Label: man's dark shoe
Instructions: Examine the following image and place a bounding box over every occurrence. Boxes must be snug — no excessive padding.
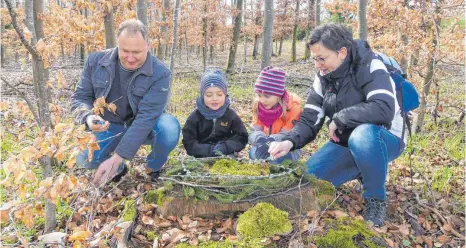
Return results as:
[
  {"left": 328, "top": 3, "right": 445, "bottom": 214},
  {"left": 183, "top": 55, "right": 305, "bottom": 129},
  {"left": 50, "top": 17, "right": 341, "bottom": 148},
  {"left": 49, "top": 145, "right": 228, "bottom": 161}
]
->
[
  {"left": 363, "top": 198, "right": 387, "bottom": 227},
  {"left": 111, "top": 163, "right": 128, "bottom": 182}
]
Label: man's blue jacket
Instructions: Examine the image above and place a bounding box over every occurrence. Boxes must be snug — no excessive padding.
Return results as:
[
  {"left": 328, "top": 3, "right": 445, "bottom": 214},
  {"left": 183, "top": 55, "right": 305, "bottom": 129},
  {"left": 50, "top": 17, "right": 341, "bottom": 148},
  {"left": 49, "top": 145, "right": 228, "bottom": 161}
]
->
[{"left": 71, "top": 47, "right": 172, "bottom": 159}]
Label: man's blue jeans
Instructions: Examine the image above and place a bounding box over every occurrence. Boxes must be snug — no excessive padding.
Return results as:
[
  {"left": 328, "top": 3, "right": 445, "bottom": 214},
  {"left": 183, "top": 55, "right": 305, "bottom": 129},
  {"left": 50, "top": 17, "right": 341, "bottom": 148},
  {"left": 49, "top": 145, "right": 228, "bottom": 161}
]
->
[
  {"left": 76, "top": 113, "right": 181, "bottom": 172},
  {"left": 306, "top": 124, "right": 403, "bottom": 200}
]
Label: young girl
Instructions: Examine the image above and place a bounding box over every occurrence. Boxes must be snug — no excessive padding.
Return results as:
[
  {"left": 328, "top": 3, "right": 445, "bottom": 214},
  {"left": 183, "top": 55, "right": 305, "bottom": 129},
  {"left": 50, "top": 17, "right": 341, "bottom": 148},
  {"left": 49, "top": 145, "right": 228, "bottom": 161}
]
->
[
  {"left": 249, "top": 66, "right": 302, "bottom": 163},
  {"left": 182, "top": 69, "right": 248, "bottom": 158}
]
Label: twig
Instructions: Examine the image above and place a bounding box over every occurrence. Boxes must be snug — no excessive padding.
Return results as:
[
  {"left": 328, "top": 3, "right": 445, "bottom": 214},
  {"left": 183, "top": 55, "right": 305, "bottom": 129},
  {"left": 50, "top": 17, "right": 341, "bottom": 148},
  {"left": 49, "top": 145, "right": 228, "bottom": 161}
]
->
[
  {"left": 3, "top": 0, "right": 39, "bottom": 57},
  {"left": 1, "top": 77, "right": 39, "bottom": 124}
]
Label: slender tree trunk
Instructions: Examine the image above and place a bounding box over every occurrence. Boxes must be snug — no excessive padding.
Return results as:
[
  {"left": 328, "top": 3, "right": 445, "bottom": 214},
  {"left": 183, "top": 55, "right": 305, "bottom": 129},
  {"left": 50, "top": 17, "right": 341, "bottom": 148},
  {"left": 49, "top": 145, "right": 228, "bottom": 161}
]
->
[
  {"left": 25, "top": 0, "right": 37, "bottom": 44},
  {"left": 304, "top": 0, "right": 314, "bottom": 61},
  {"left": 226, "top": 0, "right": 243, "bottom": 73},
  {"left": 158, "top": 0, "right": 170, "bottom": 59},
  {"left": 136, "top": 0, "right": 148, "bottom": 26},
  {"left": 104, "top": 6, "right": 116, "bottom": 49},
  {"left": 261, "top": 0, "right": 273, "bottom": 69},
  {"left": 169, "top": 0, "right": 180, "bottom": 72},
  {"left": 209, "top": 22, "right": 214, "bottom": 64},
  {"left": 291, "top": 0, "right": 300, "bottom": 62},
  {"left": 79, "top": 8, "right": 87, "bottom": 66},
  {"left": 252, "top": 1, "right": 261, "bottom": 60},
  {"left": 315, "top": 0, "right": 321, "bottom": 26},
  {"left": 185, "top": 31, "right": 189, "bottom": 65},
  {"left": 252, "top": 35, "right": 259, "bottom": 59},
  {"left": 202, "top": 2, "right": 208, "bottom": 72},
  {"left": 32, "top": 0, "right": 55, "bottom": 233},
  {"left": 358, "top": 0, "right": 368, "bottom": 41},
  {"left": 279, "top": 38, "right": 283, "bottom": 56}
]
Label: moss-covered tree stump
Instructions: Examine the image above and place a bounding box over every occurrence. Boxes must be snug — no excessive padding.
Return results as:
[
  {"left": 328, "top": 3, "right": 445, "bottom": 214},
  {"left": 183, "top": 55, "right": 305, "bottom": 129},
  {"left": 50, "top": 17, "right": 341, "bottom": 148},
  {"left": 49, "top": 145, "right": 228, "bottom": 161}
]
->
[{"left": 146, "top": 158, "right": 335, "bottom": 217}]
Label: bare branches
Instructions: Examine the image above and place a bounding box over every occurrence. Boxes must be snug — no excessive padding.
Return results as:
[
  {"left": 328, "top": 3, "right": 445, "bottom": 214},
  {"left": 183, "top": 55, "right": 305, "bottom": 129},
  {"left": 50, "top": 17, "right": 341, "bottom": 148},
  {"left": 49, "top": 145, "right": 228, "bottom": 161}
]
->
[
  {"left": 1, "top": 77, "right": 39, "bottom": 124},
  {"left": 3, "top": 0, "right": 39, "bottom": 58}
]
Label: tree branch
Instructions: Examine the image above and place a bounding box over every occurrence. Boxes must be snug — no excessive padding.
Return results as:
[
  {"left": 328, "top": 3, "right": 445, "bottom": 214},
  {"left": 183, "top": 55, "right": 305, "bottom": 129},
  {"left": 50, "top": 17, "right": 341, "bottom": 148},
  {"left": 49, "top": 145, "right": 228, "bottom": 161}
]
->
[
  {"left": 3, "top": 0, "right": 39, "bottom": 58},
  {"left": 1, "top": 77, "right": 39, "bottom": 124}
]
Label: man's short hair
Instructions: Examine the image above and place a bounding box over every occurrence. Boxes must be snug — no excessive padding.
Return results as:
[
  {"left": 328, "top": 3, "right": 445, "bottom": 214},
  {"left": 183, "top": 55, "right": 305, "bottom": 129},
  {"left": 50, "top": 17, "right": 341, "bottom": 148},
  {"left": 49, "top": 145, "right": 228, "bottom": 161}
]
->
[{"left": 117, "top": 19, "right": 148, "bottom": 42}]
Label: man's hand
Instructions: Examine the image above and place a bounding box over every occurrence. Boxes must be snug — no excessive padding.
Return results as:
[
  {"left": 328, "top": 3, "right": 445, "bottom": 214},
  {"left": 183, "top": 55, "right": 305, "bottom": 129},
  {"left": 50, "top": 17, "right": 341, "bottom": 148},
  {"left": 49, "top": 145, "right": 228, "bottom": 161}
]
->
[
  {"left": 92, "top": 154, "right": 124, "bottom": 187},
  {"left": 86, "top": 115, "right": 110, "bottom": 132},
  {"left": 269, "top": 140, "right": 293, "bottom": 160},
  {"left": 329, "top": 121, "right": 341, "bottom": 143}
]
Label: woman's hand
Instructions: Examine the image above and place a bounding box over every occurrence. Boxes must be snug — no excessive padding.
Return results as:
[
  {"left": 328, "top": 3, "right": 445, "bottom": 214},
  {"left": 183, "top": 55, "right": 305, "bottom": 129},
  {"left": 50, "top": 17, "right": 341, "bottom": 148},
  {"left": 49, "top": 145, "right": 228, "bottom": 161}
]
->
[{"left": 268, "top": 140, "right": 293, "bottom": 160}]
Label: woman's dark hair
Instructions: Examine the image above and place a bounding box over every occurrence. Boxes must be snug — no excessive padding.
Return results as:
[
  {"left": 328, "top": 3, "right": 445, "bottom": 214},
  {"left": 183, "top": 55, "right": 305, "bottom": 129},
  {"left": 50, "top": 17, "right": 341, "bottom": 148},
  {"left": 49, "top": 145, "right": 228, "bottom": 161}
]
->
[{"left": 307, "top": 23, "right": 354, "bottom": 52}]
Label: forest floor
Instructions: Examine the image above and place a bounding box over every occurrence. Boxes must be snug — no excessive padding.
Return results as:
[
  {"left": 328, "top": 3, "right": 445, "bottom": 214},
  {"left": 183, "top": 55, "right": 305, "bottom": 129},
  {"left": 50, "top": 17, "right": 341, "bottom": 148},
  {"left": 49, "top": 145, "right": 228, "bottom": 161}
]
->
[{"left": 0, "top": 41, "right": 465, "bottom": 247}]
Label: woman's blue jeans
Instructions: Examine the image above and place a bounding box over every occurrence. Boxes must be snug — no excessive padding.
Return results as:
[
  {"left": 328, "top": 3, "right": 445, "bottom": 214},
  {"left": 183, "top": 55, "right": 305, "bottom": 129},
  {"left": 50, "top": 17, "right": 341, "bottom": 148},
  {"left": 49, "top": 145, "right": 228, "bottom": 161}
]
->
[
  {"left": 76, "top": 113, "right": 181, "bottom": 172},
  {"left": 306, "top": 124, "right": 403, "bottom": 200}
]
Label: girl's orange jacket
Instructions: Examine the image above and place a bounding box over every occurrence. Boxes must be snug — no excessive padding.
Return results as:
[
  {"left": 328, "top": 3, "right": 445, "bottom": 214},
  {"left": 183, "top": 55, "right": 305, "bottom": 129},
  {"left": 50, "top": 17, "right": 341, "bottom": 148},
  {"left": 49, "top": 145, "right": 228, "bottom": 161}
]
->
[{"left": 254, "top": 92, "right": 302, "bottom": 135}]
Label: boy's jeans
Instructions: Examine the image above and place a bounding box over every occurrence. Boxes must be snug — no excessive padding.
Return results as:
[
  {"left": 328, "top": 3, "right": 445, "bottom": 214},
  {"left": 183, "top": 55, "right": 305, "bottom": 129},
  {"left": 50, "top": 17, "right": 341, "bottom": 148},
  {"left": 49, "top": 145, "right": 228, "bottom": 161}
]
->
[
  {"left": 306, "top": 124, "right": 403, "bottom": 200},
  {"left": 76, "top": 113, "right": 180, "bottom": 172}
]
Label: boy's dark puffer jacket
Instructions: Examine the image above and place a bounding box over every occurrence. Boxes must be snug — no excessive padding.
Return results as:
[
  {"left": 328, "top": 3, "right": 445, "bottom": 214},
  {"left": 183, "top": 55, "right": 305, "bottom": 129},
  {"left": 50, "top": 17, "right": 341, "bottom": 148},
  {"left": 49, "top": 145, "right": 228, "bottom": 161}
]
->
[{"left": 182, "top": 108, "right": 248, "bottom": 158}]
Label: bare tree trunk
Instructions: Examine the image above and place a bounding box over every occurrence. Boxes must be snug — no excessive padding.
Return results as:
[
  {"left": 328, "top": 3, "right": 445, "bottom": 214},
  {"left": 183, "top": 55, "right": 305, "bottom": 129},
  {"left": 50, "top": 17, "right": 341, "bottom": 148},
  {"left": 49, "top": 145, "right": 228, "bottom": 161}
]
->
[
  {"left": 25, "top": 0, "right": 37, "bottom": 44},
  {"left": 291, "top": 0, "right": 300, "bottom": 62},
  {"left": 79, "top": 8, "right": 87, "bottom": 66},
  {"left": 304, "top": 0, "right": 314, "bottom": 61},
  {"left": 104, "top": 6, "right": 116, "bottom": 49},
  {"left": 185, "top": 31, "right": 189, "bottom": 65},
  {"left": 209, "top": 22, "right": 214, "bottom": 64},
  {"left": 136, "top": 0, "right": 148, "bottom": 26},
  {"left": 226, "top": 0, "right": 243, "bottom": 73},
  {"left": 252, "top": 34, "right": 259, "bottom": 59},
  {"left": 252, "top": 1, "right": 261, "bottom": 60},
  {"left": 357, "top": 0, "right": 368, "bottom": 41},
  {"left": 315, "top": 0, "right": 321, "bottom": 26},
  {"left": 169, "top": 0, "right": 180, "bottom": 72},
  {"left": 261, "top": 0, "right": 273, "bottom": 69},
  {"left": 202, "top": 2, "right": 208, "bottom": 72},
  {"left": 31, "top": 0, "right": 56, "bottom": 233},
  {"left": 279, "top": 38, "right": 283, "bottom": 56},
  {"left": 158, "top": 0, "right": 170, "bottom": 59}
]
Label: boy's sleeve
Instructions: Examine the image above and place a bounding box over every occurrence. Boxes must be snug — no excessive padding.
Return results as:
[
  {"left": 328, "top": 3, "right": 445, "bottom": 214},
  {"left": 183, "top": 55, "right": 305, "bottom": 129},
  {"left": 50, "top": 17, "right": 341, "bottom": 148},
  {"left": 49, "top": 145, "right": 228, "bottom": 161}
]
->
[
  {"left": 182, "top": 113, "right": 215, "bottom": 158},
  {"left": 223, "top": 111, "right": 249, "bottom": 154}
]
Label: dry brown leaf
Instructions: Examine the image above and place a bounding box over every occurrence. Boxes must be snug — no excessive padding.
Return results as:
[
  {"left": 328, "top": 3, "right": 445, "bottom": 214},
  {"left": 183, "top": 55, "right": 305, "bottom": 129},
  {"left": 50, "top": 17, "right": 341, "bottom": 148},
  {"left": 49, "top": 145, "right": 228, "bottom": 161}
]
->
[
  {"left": 68, "top": 230, "right": 92, "bottom": 242},
  {"left": 436, "top": 234, "right": 450, "bottom": 244},
  {"left": 307, "top": 210, "right": 317, "bottom": 218},
  {"left": 398, "top": 224, "right": 410, "bottom": 236},
  {"left": 182, "top": 215, "right": 192, "bottom": 224},
  {"left": 384, "top": 238, "right": 394, "bottom": 248},
  {"left": 142, "top": 215, "right": 155, "bottom": 226},
  {"left": 216, "top": 218, "right": 232, "bottom": 233},
  {"left": 424, "top": 236, "right": 433, "bottom": 248},
  {"left": 327, "top": 210, "right": 348, "bottom": 219},
  {"left": 107, "top": 103, "right": 117, "bottom": 114}
]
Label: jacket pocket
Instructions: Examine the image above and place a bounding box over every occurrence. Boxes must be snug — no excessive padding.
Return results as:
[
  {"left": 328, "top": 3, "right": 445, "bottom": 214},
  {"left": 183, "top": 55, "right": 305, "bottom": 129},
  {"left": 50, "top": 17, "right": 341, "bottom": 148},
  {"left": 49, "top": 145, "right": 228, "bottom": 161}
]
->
[{"left": 93, "top": 79, "right": 108, "bottom": 98}]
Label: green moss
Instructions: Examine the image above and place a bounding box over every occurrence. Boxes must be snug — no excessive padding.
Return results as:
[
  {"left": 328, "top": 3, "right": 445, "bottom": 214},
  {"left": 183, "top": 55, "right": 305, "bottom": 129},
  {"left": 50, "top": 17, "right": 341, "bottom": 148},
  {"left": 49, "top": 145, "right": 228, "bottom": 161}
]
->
[
  {"left": 315, "top": 218, "right": 383, "bottom": 248},
  {"left": 122, "top": 199, "right": 136, "bottom": 222},
  {"left": 146, "top": 231, "right": 157, "bottom": 241},
  {"left": 304, "top": 174, "right": 336, "bottom": 207},
  {"left": 236, "top": 202, "right": 292, "bottom": 239},
  {"left": 144, "top": 188, "right": 166, "bottom": 206},
  {"left": 175, "top": 239, "right": 265, "bottom": 248},
  {"left": 210, "top": 159, "right": 270, "bottom": 176}
]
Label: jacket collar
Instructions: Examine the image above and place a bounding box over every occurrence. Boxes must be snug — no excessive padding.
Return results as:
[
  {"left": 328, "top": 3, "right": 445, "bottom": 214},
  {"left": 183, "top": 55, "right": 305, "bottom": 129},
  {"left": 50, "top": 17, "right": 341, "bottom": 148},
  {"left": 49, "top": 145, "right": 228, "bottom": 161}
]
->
[{"left": 98, "top": 47, "right": 154, "bottom": 76}]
